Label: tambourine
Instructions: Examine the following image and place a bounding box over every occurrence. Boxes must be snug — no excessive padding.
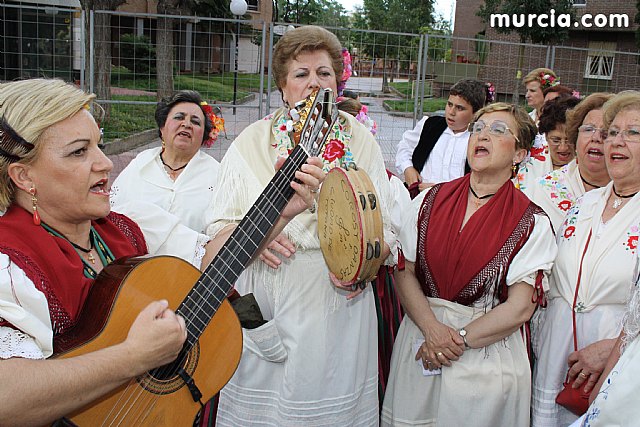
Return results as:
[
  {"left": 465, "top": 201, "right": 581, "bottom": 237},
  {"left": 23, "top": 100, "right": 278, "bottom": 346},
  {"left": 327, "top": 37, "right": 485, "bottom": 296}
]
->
[{"left": 317, "top": 163, "right": 384, "bottom": 284}]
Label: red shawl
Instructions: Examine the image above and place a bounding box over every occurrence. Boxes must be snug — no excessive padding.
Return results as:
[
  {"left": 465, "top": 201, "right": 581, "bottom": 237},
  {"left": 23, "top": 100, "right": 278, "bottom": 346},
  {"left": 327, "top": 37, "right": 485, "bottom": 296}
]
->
[
  {"left": 0, "top": 206, "right": 147, "bottom": 337},
  {"left": 415, "top": 174, "right": 541, "bottom": 306}
]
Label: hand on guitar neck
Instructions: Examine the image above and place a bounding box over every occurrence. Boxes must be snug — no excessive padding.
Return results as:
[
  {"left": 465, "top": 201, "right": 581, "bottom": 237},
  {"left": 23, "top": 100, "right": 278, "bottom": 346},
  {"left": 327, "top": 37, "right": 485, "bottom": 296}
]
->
[{"left": 200, "top": 155, "right": 325, "bottom": 271}]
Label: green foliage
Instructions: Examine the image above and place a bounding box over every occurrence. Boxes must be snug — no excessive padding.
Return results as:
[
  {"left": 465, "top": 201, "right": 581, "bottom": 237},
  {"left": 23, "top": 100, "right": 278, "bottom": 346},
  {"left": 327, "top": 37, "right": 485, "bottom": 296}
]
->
[
  {"left": 477, "top": 0, "right": 574, "bottom": 45},
  {"left": 389, "top": 81, "right": 433, "bottom": 98},
  {"left": 420, "top": 15, "right": 452, "bottom": 62},
  {"left": 384, "top": 97, "right": 446, "bottom": 113},
  {"left": 119, "top": 34, "right": 156, "bottom": 76},
  {"left": 474, "top": 33, "right": 489, "bottom": 65},
  {"left": 101, "top": 95, "right": 157, "bottom": 140},
  {"left": 274, "top": 0, "right": 348, "bottom": 26}
]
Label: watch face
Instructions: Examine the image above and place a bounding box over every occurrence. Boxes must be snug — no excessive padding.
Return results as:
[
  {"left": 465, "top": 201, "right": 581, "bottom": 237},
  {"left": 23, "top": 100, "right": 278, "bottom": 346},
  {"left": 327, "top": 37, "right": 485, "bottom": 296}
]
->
[{"left": 459, "top": 329, "right": 467, "bottom": 337}]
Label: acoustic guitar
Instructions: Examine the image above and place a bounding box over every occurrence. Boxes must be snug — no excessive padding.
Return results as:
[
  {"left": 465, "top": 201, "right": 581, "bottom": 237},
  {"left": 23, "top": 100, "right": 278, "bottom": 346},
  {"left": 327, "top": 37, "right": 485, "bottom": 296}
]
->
[{"left": 54, "top": 88, "right": 339, "bottom": 426}]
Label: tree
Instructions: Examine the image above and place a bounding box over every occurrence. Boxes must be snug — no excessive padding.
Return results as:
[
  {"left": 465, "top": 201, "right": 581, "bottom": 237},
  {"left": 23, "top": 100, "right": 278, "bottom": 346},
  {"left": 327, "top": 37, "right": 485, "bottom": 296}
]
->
[
  {"left": 156, "top": 0, "right": 196, "bottom": 99},
  {"left": 359, "top": 0, "right": 436, "bottom": 91},
  {"left": 274, "top": 0, "right": 348, "bottom": 26},
  {"left": 80, "top": 0, "right": 127, "bottom": 120},
  {"left": 477, "top": 0, "right": 574, "bottom": 102}
]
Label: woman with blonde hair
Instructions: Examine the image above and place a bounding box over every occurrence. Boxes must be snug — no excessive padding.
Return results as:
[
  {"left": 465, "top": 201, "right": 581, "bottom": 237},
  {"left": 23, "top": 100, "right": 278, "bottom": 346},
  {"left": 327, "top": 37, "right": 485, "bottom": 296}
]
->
[{"left": 0, "top": 78, "right": 323, "bottom": 425}]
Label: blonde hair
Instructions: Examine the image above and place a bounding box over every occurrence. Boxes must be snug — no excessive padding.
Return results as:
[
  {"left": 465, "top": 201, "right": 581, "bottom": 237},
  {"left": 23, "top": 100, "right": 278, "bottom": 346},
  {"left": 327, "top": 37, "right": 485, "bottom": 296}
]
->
[
  {"left": 0, "top": 78, "right": 96, "bottom": 210},
  {"left": 523, "top": 68, "right": 557, "bottom": 85},
  {"left": 602, "top": 91, "right": 640, "bottom": 129},
  {"left": 473, "top": 102, "right": 537, "bottom": 151}
]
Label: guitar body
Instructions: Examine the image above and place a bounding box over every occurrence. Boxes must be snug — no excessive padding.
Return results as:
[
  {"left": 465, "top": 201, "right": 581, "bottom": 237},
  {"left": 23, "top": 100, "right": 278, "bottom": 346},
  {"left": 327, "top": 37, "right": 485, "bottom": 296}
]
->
[{"left": 55, "top": 256, "right": 242, "bottom": 426}]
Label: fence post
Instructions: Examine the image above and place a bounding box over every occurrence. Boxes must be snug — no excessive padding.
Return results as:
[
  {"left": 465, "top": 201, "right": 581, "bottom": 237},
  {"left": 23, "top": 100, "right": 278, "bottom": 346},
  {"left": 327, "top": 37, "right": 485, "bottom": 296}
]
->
[
  {"left": 258, "top": 20, "right": 267, "bottom": 119},
  {"left": 89, "top": 10, "right": 94, "bottom": 95},
  {"left": 80, "top": 9, "right": 86, "bottom": 90},
  {"left": 549, "top": 45, "right": 556, "bottom": 70},
  {"left": 413, "top": 34, "right": 425, "bottom": 124},
  {"left": 266, "top": 22, "right": 276, "bottom": 114}
]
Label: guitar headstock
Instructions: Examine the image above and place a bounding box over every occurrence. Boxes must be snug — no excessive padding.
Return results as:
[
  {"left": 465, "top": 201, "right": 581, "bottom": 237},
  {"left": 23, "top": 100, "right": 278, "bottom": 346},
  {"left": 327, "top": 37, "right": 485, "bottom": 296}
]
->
[{"left": 288, "top": 88, "right": 339, "bottom": 158}]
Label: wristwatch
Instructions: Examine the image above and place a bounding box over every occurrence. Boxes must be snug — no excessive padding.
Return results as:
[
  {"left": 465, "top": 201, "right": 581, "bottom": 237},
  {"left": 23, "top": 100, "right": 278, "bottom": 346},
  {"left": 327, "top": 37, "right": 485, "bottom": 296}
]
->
[{"left": 458, "top": 328, "right": 470, "bottom": 349}]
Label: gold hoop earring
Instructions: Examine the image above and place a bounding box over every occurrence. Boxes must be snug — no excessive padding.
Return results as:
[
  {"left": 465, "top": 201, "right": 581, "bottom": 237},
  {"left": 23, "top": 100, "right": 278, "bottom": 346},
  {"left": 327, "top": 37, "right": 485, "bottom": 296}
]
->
[{"left": 29, "top": 187, "right": 40, "bottom": 225}]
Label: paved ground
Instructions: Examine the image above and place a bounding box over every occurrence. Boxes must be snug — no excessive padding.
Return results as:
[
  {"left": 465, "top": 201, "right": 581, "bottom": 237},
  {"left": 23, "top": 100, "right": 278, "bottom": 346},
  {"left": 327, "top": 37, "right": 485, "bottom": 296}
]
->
[{"left": 108, "top": 77, "right": 420, "bottom": 180}]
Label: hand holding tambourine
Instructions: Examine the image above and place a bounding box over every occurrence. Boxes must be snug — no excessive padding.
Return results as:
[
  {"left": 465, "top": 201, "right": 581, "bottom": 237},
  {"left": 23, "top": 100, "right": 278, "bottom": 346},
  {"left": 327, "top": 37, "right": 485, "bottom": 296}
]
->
[{"left": 317, "top": 163, "right": 384, "bottom": 296}]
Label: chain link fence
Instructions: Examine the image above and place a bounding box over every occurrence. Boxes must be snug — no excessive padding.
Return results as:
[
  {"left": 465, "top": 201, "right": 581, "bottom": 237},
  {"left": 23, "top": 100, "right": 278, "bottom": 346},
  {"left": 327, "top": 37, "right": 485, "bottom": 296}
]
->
[{"left": 2, "top": 3, "right": 639, "bottom": 175}]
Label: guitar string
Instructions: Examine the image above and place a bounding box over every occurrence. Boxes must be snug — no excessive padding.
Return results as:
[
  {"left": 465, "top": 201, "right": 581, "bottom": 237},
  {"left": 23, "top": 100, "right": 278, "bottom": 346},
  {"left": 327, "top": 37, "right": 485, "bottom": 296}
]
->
[
  {"left": 98, "top": 99, "right": 333, "bottom": 423},
  {"left": 101, "top": 136, "right": 308, "bottom": 424}
]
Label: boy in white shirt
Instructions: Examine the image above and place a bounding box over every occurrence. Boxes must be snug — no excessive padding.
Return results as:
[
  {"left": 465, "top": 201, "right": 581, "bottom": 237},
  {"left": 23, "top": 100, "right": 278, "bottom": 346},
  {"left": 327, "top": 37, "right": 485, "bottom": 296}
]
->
[{"left": 395, "top": 79, "right": 490, "bottom": 193}]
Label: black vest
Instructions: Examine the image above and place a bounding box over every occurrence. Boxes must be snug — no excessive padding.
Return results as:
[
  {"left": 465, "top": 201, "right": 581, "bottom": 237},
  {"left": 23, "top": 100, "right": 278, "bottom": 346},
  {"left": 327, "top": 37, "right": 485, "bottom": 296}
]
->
[{"left": 411, "top": 116, "right": 471, "bottom": 175}]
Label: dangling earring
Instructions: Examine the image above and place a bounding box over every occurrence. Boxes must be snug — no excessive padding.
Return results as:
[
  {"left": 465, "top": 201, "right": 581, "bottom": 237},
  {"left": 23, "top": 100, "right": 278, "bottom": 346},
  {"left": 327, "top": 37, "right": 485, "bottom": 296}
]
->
[
  {"left": 29, "top": 187, "right": 40, "bottom": 226},
  {"left": 511, "top": 162, "right": 518, "bottom": 179}
]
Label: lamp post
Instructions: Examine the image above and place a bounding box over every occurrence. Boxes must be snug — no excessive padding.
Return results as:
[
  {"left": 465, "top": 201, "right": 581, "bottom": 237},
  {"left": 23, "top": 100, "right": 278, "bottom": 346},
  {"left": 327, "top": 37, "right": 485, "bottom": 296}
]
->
[{"left": 230, "top": 0, "right": 247, "bottom": 115}]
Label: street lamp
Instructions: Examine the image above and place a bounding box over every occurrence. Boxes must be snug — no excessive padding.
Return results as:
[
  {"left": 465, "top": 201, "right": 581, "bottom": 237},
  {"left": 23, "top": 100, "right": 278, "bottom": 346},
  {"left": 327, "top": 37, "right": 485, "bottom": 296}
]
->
[{"left": 230, "top": 0, "right": 247, "bottom": 115}]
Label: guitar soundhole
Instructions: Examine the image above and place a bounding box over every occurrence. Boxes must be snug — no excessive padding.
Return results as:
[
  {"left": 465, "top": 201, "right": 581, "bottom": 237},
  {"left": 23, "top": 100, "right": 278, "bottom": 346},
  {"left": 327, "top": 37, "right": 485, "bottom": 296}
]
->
[{"left": 138, "top": 342, "right": 200, "bottom": 395}]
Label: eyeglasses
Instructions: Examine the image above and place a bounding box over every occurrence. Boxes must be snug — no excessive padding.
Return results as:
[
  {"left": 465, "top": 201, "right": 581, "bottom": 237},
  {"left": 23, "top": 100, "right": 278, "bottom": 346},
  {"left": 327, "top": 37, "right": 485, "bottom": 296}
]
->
[
  {"left": 578, "top": 125, "right": 606, "bottom": 140},
  {"left": 547, "top": 136, "right": 572, "bottom": 147},
  {"left": 468, "top": 120, "right": 520, "bottom": 144},
  {"left": 605, "top": 127, "right": 640, "bottom": 143}
]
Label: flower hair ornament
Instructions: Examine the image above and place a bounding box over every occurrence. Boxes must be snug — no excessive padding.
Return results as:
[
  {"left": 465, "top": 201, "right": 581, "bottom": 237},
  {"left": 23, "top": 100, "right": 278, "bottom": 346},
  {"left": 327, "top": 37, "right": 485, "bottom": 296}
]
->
[
  {"left": 485, "top": 82, "right": 496, "bottom": 103},
  {"left": 355, "top": 105, "right": 377, "bottom": 135},
  {"left": 539, "top": 72, "right": 560, "bottom": 91},
  {"left": 200, "top": 101, "right": 225, "bottom": 148},
  {"left": 337, "top": 48, "right": 353, "bottom": 96}
]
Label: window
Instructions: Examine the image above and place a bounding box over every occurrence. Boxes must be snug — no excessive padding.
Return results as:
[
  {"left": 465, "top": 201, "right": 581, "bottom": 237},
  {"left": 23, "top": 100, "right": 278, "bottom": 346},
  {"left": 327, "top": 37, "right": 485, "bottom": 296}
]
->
[
  {"left": 247, "top": 0, "right": 259, "bottom": 11},
  {"left": 584, "top": 42, "right": 615, "bottom": 80},
  {"left": 572, "top": 0, "right": 586, "bottom": 6}
]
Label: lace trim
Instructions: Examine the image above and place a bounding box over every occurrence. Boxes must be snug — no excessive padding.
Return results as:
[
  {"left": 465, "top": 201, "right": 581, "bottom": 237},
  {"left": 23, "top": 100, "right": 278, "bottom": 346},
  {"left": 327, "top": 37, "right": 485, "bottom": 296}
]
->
[
  {"left": 0, "top": 326, "right": 45, "bottom": 360},
  {"left": 193, "top": 234, "right": 210, "bottom": 269}
]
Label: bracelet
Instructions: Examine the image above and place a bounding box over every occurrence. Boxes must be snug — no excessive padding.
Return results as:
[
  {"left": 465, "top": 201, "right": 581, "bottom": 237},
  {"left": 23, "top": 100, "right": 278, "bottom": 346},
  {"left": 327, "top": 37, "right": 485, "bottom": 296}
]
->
[{"left": 308, "top": 199, "right": 317, "bottom": 214}]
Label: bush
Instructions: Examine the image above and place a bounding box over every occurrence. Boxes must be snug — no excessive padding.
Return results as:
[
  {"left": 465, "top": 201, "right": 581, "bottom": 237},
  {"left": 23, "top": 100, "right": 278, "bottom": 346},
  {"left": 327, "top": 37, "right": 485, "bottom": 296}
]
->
[{"left": 119, "top": 34, "right": 156, "bottom": 77}]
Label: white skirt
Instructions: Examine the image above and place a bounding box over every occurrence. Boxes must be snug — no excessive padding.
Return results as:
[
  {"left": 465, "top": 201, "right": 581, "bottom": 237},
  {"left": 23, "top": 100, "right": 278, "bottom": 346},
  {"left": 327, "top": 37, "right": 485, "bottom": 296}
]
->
[{"left": 381, "top": 297, "right": 531, "bottom": 427}]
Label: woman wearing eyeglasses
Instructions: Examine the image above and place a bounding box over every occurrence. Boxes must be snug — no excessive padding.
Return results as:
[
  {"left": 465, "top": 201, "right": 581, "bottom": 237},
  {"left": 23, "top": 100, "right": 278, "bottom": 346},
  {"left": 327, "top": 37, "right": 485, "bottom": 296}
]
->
[
  {"left": 531, "top": 91, "right": 640, "bottom": 427},
  {"left": 523, "top": 94, "right": 611, "bottom": 231},
  {"left": 382, "top": 103, "right": 557, "bottom": 427}
]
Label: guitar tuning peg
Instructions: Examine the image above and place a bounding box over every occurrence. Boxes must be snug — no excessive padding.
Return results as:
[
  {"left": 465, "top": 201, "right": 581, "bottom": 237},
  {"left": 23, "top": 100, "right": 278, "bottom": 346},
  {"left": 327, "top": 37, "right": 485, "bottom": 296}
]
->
[
  {"left": 286, "top": 120, "right": 294, "bottom": 132},
  {"left": 289, "top": 108, "right": 301, "bottom": 121}
]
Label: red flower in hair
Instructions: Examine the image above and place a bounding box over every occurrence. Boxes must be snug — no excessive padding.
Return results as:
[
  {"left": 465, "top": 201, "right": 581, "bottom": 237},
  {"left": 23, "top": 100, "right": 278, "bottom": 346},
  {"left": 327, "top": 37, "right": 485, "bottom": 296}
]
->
[{"left": 200, "top": 102, "right": 225, "bottom": 148}]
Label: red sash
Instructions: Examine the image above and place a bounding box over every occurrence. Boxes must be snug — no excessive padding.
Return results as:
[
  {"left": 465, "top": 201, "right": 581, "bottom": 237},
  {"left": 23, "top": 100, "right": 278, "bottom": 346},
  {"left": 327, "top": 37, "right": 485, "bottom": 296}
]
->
[
  {"left": 0, "top": 206, "right": 147, "bottom": 336},
  {"left": 415, "top": 175, "right": 540, "bottom": 306}
]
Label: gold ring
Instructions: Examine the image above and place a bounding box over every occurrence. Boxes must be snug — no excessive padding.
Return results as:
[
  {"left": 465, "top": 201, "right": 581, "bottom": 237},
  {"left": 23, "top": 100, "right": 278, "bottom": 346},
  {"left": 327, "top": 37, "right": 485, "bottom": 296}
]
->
[
  {"left": 436, "top": 352, "right": 444, "bottom": 357},
  {"left": 579, "top": 372, "right": 588, "bottom": 378}
]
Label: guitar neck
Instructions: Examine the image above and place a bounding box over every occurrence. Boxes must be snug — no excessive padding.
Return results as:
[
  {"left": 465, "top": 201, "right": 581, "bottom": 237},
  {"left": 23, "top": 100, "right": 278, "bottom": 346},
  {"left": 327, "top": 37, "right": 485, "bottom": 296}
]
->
[{"left": 177, "top": 144, "right": 310, "bottom": 345}]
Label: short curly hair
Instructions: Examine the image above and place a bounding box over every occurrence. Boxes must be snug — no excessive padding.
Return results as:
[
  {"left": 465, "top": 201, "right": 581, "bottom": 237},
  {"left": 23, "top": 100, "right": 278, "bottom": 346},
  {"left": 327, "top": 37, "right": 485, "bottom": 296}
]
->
[
  {"left": 449, "top": 79, "right": 488, "bottom": 112},
  {"left": 473, "top": 102, "right": 537, "bottom": 151},
  {"left": 155, "top": 90, "right": 213, "bottom": 145},
  {"left": 602, "top": 91, "right": 640, "bottom": 129},
  {"left": 272, "top": 25, "right": 343, "bottom": 95},
  {"left": 523, "top": 68, "right": 557, "bottom": 85}
]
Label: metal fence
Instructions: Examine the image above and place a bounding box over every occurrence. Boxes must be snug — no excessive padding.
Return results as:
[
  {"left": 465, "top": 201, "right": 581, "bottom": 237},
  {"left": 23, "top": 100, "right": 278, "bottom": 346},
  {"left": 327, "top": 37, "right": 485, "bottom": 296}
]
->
[{"left": 2, "top": 3, "right": 639, "bottom": 174}]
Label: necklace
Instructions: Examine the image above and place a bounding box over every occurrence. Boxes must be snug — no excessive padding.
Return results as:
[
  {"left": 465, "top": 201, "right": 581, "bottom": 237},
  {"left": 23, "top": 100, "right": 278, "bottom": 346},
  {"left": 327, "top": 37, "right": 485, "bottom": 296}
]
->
[
  {"left": 469, "top": 186, "right": 496, "bottom": 210},
  {"left": 612, "top": 186, "right": 638, "bottom": 209},
  {"left": 579, "top": 172, "right": 602, "bottom": 190},
  {"left": 159, "top": 151, "right": 188, "bottom": 174},
  {"left": 69, "top": 238, "right": 96, "bottom": 264}
]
